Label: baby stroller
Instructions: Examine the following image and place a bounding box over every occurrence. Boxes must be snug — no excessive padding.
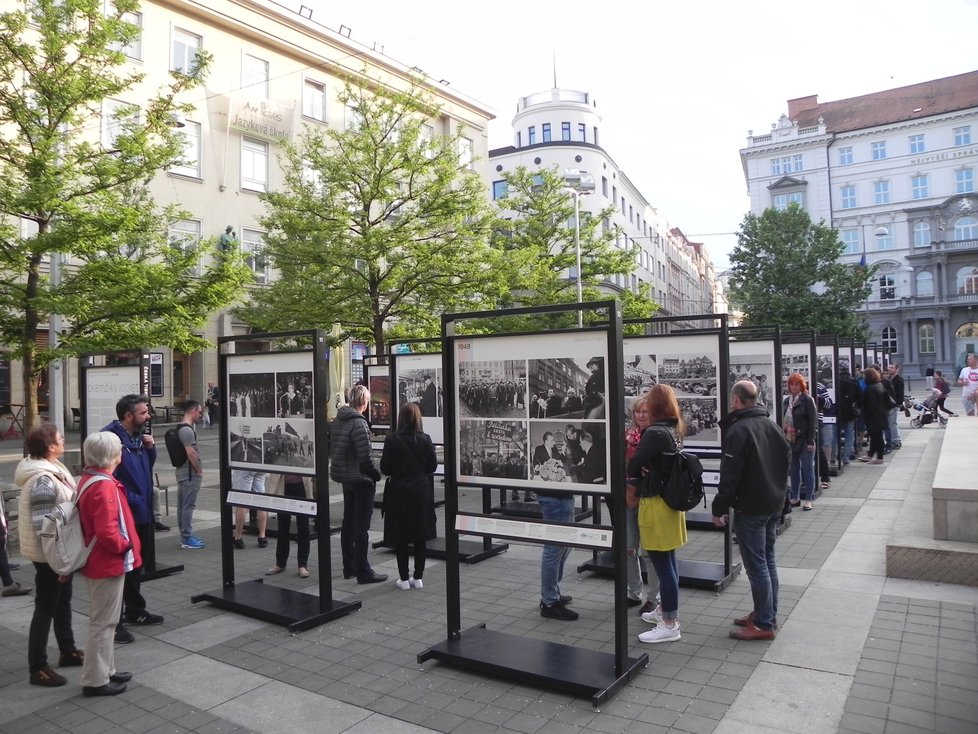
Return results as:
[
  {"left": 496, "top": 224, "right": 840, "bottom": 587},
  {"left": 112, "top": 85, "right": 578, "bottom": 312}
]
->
[{"left": 904, "top": 392, "right": 948, "bottom": 429}]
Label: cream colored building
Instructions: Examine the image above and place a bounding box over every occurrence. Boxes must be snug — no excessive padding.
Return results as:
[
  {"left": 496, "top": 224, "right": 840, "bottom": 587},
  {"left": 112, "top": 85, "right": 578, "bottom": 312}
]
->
[{"left": 5, "top": 0, "right": 495, "bottom": 421}]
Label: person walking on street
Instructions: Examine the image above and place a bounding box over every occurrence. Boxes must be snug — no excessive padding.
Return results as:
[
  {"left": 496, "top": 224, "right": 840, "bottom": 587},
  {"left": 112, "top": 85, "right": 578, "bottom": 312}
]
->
[
  {"left": 331, "top": 385, "right": 386, "bottom": 584},
  {"left": 103, "top": 395, "right": 164, "bottom": 643},
  {"left": 933, "top": 370, "right": 956, "bottom": 416},
  {"left": 712, "top": 380, "right": 791, "bottom": 641}
]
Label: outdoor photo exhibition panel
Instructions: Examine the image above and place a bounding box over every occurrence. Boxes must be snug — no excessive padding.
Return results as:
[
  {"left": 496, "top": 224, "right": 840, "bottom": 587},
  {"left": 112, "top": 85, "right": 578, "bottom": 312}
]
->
[
  {"left": 80, "top": 353, "right": 182, "bottom": 579},
  {"left": 816, "top": 339, "right": 842, "bottom": 477},
  {"left": 391, "top": 351, "right": 444, "bottom": 445},
  {"left": 363, "top": 357, "right": 392, "bottom": 435},
  {"left": 729, "top": 333, "right": 782, "bottom": 423},
  {"left": 191, "top": 330, "right": 360, "bottom": 632},
  {"left": 421, "top": 301, "right": 647, "bottom": 708}
]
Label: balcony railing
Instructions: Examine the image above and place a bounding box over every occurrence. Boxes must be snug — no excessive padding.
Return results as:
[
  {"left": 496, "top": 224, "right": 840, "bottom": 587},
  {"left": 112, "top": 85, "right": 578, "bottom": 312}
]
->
[{"left": 871, "top": 291, "right": 978, "bottom": 309}]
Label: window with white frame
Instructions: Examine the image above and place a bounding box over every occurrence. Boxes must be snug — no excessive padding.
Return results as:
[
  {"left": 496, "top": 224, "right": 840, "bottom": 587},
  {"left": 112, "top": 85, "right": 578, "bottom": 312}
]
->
[
  {"left": 881, "top": 327, "right": 897, "bottom": 353},
  {"left": 874, "top": 180, "right": 890, "bottom": 205},
  {"left": 956, "top": 168, "right": 975, "bottom": 194},
  {"left": 908, "top": 134, "right": 925, "bottom": 154},
  {"left": 957, "top": 265, "right": 978, "bottom": 294},
  {"left": 240, "top": 137, "right": 268, "bottom": 192},
  {"left": 110, "top": 10, "right": 142, "bottom": 60},
  {"left": 841, "top": 229, "right": 860, "bottom": 255},
  {"left": 773, "top": 192, "right": 803, "bottom": 210},
  {"left": 954, "top": 217, "right": 978, "bottom": 241},
  {"left": 916, "top": 271, "right": 934, "bottom": 297},
  {"left": 302, "top": 79, "right": 326, "bottom": 121},
  {"left": 878, "top": 274, "right": 896, "bottom": 300},
  {"left": 101, "top": 98, "right": 138, "bottom": 150},
  {"left": 872, "top": 141, "right": 887, "bottom": 160},
  {"left": 918, "top": 324, "right": 935, "bottom": 353},
  {"left": 345, "top": 104, "right": 362, "bottom": 131},
  {"left": 838, "top": 146, "right": 853, "bottom": 166},
  {"left": 171, "top": 27, "right": 201, "bottom": 74},
  {"left": 876, "top": 230, "right": 893, "bottom": 250},
  {"left": 169, "top": 119, "right": 201, "bottom": 178},
  {"left": 240, "top": 228, "right": 269, "bottom": 284},
  {"left": 168, "top": 219, "right": 201, "bottom": 275},
  {"left": 771, "top": 155, "right": 803, "bottom": 175},
  {"left": 242, "top": 55, "right": 269, "bottom": 97},
  {"left": 913, "top": 221, "right": 931, "bottom": 247},
  {"left": 911, "top": 174, "right": 928, "bottom": 199},
  {"left": 301, "top": 158, "right": 323, "bottom": 194},
  {"left": 840, "top": 185, "right": 856, "bottom": 209},
  {"left": 954, "top": 125, "right": 972, "bottom": 146},
  {"left": 458, "top": 137, "right": 473, "bottom": 170}
]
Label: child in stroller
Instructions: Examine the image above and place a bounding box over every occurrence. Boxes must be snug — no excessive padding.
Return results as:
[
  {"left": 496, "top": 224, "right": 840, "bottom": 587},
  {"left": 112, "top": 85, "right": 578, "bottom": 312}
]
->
[{"left": 904, "top": 388, "right": 948, "bottom": 428}]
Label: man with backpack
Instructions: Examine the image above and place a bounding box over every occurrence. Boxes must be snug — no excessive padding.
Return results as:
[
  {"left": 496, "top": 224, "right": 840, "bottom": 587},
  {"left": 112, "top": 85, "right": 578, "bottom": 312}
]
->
[
  {"left": 103, "top": 395, "right": 165, "bottom": 643},
  {"left": 166, "top": 401, "right": 206, "bottom": 550}
]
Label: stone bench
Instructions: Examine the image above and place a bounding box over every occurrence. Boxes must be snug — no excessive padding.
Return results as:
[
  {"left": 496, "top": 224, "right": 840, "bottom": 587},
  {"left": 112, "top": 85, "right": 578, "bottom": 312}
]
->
[{"left": 932, "top": 416, "right": 978, "bottom": 542}]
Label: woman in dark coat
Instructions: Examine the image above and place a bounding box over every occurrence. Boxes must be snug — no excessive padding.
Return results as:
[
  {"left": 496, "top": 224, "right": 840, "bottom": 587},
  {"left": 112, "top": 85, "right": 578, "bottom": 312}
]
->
[
  {"left": 783, "top": 373, "right": 818, "bottom": 510},
  {"left": 859, "top": 368, "right": 889, "bottom": 465},
  {"left": 380, "top": 403, "right": 438, "bottom": 590}
]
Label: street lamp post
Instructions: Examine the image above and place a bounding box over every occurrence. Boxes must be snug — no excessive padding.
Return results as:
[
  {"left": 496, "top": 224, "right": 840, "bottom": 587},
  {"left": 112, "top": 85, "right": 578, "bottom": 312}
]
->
[{"left": 560, "top": 169, "right": 595, "bottom": 328}]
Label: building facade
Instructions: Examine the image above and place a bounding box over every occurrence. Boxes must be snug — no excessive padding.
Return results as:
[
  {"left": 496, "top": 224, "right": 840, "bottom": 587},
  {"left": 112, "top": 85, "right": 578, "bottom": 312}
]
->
[
  {"left": 2, "top": 0, "right": 494, "bottom": 418},
  {"left": 740, "top": 70, "right": 978, "bottom": 378},
  {"left": 488, "top": 88, "right": 719, "bottom": 326}
]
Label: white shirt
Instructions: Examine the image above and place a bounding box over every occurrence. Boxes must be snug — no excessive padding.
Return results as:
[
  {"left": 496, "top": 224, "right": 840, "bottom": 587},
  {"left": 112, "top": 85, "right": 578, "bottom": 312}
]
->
[{"left": 958, "top": 366, "right": 978, "bottom": 396}]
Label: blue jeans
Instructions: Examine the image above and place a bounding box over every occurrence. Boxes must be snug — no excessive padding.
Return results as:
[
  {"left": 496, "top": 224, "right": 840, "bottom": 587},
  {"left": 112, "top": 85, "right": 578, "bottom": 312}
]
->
[
  {"left": 176, "top": 469, "right": 202, "bottom": 540},
  {"left": 645, "top": 550, "right": 679, "bottom": 621},
  {"left": 841, "top": 419, "right": 856, "bottom": 462},
  {"left": 820, "top": 421, "right": 837, "bottom": 464},
  {"left": 538, "top": 494, "right": 574, "bottom": 606},
  {"left": 885, "top": 408, "right": 901, "bottom": 448},
  {"left": 625, "top": 504, "right": 650, "bottom": 600},
  {"left": 733, "top": 511, "right": 779, "bottom": 630},
  {"left": 789, "top": 448, "right": 816, "bottom": 501}
]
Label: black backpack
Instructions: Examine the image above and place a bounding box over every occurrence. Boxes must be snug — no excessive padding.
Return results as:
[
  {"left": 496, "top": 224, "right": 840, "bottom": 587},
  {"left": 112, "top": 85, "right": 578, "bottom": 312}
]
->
[
  {"left": 651, "top": 426, "right": 706, "bottom": 512},
  {"left": 164, "top": 423, "right": 192, "bottom": 467}
]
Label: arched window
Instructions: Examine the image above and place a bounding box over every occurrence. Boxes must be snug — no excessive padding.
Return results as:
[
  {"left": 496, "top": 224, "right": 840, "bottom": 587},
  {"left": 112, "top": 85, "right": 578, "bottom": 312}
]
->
[
  {"left": 918, "top": 324, "right": 935, "bottom": 354},
  {"left": 957, "top": 266, "right": 978, "bottom": 294},
  {"left": 954, "top": 216, "right": 978, "bottom": 241},
  {"left": 913, "top": 221, "right": 931, "bottom": 247},
  {"left": 881, "top": 326, "right": 897, "bottom": 353},
  {"left": 916, "top": 271, "right": 934, "bottom": 297}
]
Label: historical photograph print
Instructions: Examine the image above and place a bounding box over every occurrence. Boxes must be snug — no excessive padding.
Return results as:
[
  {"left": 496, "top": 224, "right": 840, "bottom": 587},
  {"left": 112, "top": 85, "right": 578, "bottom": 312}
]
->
[
  {"left": 528, "top": 355, "right": 605, "bottom": 420},
  {"left": 528, "top": 421, "right": 608, "bottom": 487},
  {"left": 229, "top": 430, "right": 263, "bottom": 463},
  {"left": 458, "top": 359, "right": 527, "bottom": 419},
  {"left": 368, "top": 372, "right": 391, "bottom": 429},
  {"left": 657, "top": 353, "right": 719, "bottom": 398},
  {"left": 228, "top": 373, "right": 276, "bottom": 418},
  {"left": 815, "top": 350, "right": 835, "bottom": 391},
  {"left": 262, "top": 421, "right": 315, "bottom": 468},
  {"left": 624, "top": 353, "right": 658, "bottom": 397},
  {"left": 397, "top": 368, "right": 441, "bottom": 418},
  {"left": 679, "top": 398, "right": 720, "bottom": 444},
  {"left": 728, "top": 351, "right": 776, "bottom": 412},
  {"left": 275, "top": 372, "right": 314, "bottom": 418},
  {"left": 458, "top": 419, "right": 528, "bottom": 481}
]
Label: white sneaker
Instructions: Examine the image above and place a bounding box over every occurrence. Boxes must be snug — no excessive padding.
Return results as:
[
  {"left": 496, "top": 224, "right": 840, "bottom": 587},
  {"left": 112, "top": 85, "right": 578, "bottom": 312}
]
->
[
  {"left": 394, "top": 579, "right": 411, "bottom": 590},
  {"left": 410, "top": 578, "right": 423, "bottom": 589},
  {"left": 641, "top": 605, "right": 664, "bottom": 625},
  {"left": 638, "top": 623, "right": 681, "bottom": 644}
]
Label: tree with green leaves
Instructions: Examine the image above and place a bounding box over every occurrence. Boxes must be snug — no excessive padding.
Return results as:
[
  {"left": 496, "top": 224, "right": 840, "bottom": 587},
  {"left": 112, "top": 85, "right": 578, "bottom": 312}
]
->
[
  {"left": 727, "top": 204, "right": 874, "bottom": 338},
  {"left": 238, "top": 77, "right": 504, "bottom": 355},
  {"left": 485, "top": 166, "right": 657, "bottom": 331},
  {"left": 0, "top": 0, "right": 252, "bottom": 433}
]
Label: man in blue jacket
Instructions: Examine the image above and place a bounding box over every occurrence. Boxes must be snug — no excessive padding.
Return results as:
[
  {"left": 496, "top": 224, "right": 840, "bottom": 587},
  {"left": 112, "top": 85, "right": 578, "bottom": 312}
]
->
[{"left": 103, "top": 394, "right": 164, "bottom": 643}]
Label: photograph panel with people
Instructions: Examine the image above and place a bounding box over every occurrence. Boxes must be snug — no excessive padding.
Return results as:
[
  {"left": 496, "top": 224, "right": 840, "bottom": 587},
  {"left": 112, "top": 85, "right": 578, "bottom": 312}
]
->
[
  {"left": 458, "top": 359, "right": 527, "bottom": 419},
  {"left": 528, "top": 355, "right": 606, "bottom": 420},
  {"left": 275, "top": 372, "right": 314, "bottom": 418},
  {"left": 458, "top": 419, "right": 528, "bottom": 481}
]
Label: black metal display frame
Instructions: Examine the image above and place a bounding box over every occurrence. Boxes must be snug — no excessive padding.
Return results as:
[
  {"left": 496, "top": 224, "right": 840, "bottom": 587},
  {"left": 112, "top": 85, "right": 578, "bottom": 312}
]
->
[
  {"left": 419, "top": 300, "right": 647, "bottom": 709},
  {"left": 814, "top": 335, "right": 843, "bottom": 478},
  {"left": 79, "top": 351, "right": 184, "bottom": 581},
  {"left": 190, "top": 329, "right": 359, "bottom": 632},
  {"left": 576, "top": 313, "right": 741, "bottom": 592},
  {"left": 367, "top": 342, "right": 508, "bottom": 565}
]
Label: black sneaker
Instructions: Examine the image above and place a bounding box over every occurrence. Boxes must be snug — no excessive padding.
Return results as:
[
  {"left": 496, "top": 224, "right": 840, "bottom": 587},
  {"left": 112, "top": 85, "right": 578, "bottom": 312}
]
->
[
  {"left": 154, "top": 521, "right": 170, "bottom": 532},
  {"left": 257, "top": 537, "right": 268, "bottom": 548},
  {"left": 125, "top": 611, "right": 164, "bottom": 626},
  {"left": 233, "top": 537, "right": 245, "bottom": 550},
  {"left": 114, "top": 624, "right": 135, "bottom": 644},
  {"left": 540, "top": 601, "right": 579, "bottom": 621}
]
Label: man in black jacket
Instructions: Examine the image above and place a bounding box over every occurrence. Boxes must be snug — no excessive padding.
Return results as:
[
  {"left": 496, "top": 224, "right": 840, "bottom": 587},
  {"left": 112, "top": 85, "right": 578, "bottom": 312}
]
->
[
  {"left": 837, "top": 367, "right": 862, "bottom": 463},
  {"left": 712, "top": 380, "right": 790, "bottom": 641}
]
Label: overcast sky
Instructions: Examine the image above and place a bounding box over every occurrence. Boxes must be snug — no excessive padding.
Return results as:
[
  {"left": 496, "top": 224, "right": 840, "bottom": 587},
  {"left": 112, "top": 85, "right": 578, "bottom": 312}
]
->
[{"left": 299, "top": 0, "right": 978, "bottom": 269}]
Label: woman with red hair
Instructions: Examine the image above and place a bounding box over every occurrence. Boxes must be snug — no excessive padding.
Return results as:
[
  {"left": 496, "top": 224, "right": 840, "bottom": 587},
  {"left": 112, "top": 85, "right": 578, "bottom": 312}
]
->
[
  {"left": 783, "top": 373, "right": 818, "bottom": 510},
  {"left": 627, "top": 384, "right": 687, "bottom": 644}
]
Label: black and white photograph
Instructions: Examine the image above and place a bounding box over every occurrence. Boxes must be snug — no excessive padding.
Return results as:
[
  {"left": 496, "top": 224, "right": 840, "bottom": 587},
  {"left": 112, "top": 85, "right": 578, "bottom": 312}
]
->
[
  {"left": 657, "top": 353, "right": 719, "bottom": 397},
  {"left": 458, "top": 360, "right": 527, "bottom": 418},
  {"left": 275, "top": 372, "right": 314, "bottom": 418},
  {"left": 679, "top": 398, "right": 720, "bottom": 444},
  {"left": 458, "top": 419, "right": 528, "bottom": 481},
  {"left": 229, "top": 430, "right": 263, "bottom": 463},
  {"left": 228, "top": 373, "right": 276, "bottom": 417},
  {"left": 528, "top": 355, "right": 605, "bottom": 420},
  {"left": 728, "top": 352, "right": 776, "bottom": 411},
  {"left": 528, "top": 421, "right": 608, "bottom": 486},
  {"left": 781, "top": 352, "right": 811, "bottom": 382},
  {"left": 263, "top": 422, "right": 315, "bottom": 468},
  {"left": 815, "top": 351, "right": 835, "bottom": 391},
  {"left": 624, "top": 353, "right": 657, "bottom": 397},
  {"left": 398, "top": 368, "right": 441, "bottom": 418}
]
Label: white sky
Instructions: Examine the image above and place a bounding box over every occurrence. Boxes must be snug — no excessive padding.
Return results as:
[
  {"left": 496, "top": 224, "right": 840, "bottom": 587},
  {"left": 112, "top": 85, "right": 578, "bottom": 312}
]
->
[{"left": 300, "top": 0, "right": 978, "bottom": 269}]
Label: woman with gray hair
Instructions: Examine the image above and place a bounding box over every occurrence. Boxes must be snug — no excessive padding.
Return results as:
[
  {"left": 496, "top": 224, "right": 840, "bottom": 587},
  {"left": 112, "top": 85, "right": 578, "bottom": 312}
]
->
[{"left": 76, "top": 431, "right": 141, "bottom": 697}]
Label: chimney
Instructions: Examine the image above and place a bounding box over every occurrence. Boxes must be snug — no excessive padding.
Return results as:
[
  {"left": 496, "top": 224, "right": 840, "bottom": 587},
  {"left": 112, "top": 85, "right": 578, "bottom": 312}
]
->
[{"left": 787, "top": 95, "right": 819, "bottom": 118}]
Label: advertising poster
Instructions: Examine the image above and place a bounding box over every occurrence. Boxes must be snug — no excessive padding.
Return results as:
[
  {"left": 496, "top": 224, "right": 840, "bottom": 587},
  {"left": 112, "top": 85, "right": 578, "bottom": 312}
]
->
[
  {"left": 622, "top": 334, "right": 721, "bottom": 447},
  {"left": 394, "top": 353, "right": 443, "bottom": 444},
  {"left": 84, "top": 365, "right": 141, "bottom": 434},
  {"left": 226, "top": 351, "right": 316, "bottom": 476},
  {"left": 454, "top": 331, "right": 611, "bottom": 494},
  {"left": 729, "top": 339, "right": 777, "bottom": 417}
]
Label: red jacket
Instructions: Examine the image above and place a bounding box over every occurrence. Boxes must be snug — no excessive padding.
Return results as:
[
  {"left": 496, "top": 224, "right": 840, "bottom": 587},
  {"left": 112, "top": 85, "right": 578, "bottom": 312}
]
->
[{"left": 77, "top": 469, "right": 142, "bottom": 579}]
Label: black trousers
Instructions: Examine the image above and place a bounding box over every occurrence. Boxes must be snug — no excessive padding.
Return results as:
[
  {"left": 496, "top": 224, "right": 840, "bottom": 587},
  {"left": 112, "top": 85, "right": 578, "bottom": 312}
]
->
[
  {"left": 340, "top": 480, "right": 376, "bottom": 577},
  {"left": 29, "top": 562, "right": 77, "bottom": 672},
  {"left": 121, "top": 521, "right": 153, "bottom": 620}
]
